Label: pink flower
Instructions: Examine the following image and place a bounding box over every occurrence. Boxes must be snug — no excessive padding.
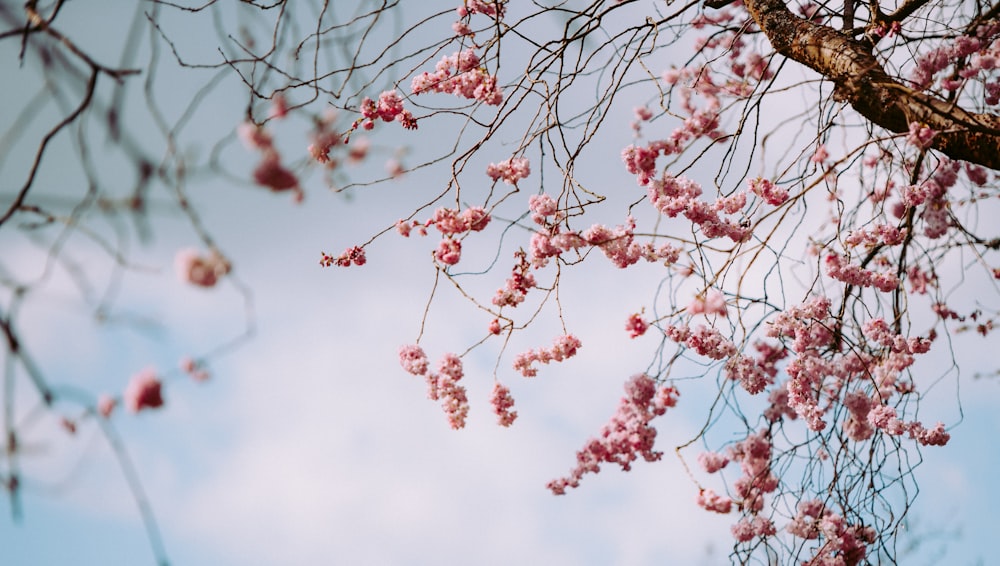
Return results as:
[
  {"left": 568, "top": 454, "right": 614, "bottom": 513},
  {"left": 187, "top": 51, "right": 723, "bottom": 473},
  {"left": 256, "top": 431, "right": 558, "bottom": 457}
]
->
[
  {"left": 437, "top": 353, "right": 464, "bottom": 381},
  {"left": 625, "top": 313, "right": 649, "bottom": 338},
  {"left": 124, "top": 367, "right": 164, "bottom": 413},
  {"left": 528, "top": 193, "right": 558, "bottom": 220},
  {"left": 253, "top": 151, "right": 301, "bottom": 197},
  {"left": 698, "top": 451, "right": 730, "bottom": 473},
  {"left": 697, "top": 488, "right": 732, "bottom": 513},
  {"left": 547, "top": 374, "right": 679, "bottom": 494},
  {"left": 810, "top": 144, "right": 829, "bottom": 164},
  {"left": 905, "top": 121, "right": 937, "bottom": 150},
  {"left": 909, "top": 421, "right": 950, "bottom": 446},
  {"left": 175, "top": 248, "right": 231, "bottom": 288},
  {"left": 435, "top": 238, "right": 462, "bottom": 265},
  {"left": 513, "top": 334, "right": 582, "bottom": 377},
  {"left": 731, "top": 516, "right": 775, "bottom": 542},
  {"left": 688, "top": 289, "right": 727, "bottom": 316},
  {"left": 488, "top": 319, "right": 502, "bottom": 335},
  {"left": 486, "top": 157, "right": 530, "bottom": 185},
  {"left": 634, "top": 106, "right": 654, "bottom": 121},
  {"left": 438, "top": 377, "right": 469, "bottom": 430},
  {"left": 399, "top": 345, "right": 429, "bottom": 375},
  {"left": 410, "top": 49, "right": 504, "bottom": 105},
  {"left": 489, "top": 382, "right": 518, "bottom": 427},
  {"left": 748, "top": 177, "right": 788, "bottom": 206},
  {"left": 319, "top": 246, "right": 367, "bottom": 267}
]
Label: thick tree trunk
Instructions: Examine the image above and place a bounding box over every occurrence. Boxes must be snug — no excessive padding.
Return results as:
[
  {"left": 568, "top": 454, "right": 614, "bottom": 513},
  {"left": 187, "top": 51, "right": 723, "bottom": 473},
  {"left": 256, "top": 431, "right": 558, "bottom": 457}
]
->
[{"left": 742, "top": 0, "right": 1000, "bottom": 171}]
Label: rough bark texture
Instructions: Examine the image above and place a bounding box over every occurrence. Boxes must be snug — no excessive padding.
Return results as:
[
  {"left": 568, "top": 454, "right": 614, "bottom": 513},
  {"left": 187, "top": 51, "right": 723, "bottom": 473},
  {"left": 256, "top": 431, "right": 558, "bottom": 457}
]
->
[{"left": 743, "top": 0, "right": 1000, "bottom": 171}]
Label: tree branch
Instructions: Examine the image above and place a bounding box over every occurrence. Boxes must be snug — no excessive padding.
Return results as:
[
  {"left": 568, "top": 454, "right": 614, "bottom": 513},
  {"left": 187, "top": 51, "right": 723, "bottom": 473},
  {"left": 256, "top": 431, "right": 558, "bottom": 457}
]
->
[{"left": 744, "top": 0, "right": 1000, "bottom": 170}]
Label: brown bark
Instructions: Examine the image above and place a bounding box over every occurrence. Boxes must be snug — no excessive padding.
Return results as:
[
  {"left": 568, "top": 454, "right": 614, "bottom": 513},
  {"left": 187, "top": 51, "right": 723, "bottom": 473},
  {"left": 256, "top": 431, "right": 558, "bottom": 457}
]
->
[{"left": 742, "top": 0, "right": 1000, "bottom": 171}]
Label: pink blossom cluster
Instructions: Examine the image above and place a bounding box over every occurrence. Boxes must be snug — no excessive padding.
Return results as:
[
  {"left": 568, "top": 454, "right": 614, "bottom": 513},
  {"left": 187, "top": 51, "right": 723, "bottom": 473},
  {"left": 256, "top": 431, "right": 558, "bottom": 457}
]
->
[
  {"left": 435, "top": 238, "right": 462, "bottom": 265},
  {"left": 486, "top": 156, "right": 530, "bottom": 185},
  {"left": 308, "top": 110, "right": 343, "bottom": 165},
  {"left": 785, "top": 355, "right": 830, "bottom": 431},
  {"left": 725, "top": 354, "right": 771, "bottom": 394},
  {"left": 906, "top": 265, "right": 935, "bottom": 294},
  {"left": 686, "top": 9, "right": 775, "bottom": 91},
  {"left": 397, "top": 206, "right": 492, "bottom": 266},
  {"left": 493, "top": 250, "right": 536, "bottom": 307},
  {"left": 824, "top": 253, "right": 900, "bottom": 292},
  {"left": 901, "top": 159, "right": 958, "bottom": 208},
  {"left": 621, "top": 108, "right": 722, "bottom": 185},
  {"left": 124, "top": 367, "right": 164, "bottom": 413},
  {"left": 528, "top": 193, "right": 559, "bottom": 223},
  {"left": 905, "top": 121, "right": 937, "bottom": 150},
  {"left": 748, "top": 177, "right": 789, "bottom": 206},
  {"left": 630, "top": 105, "right": 654, "bottom": 132},
  {"left": 731, "top": 516, "right": 776, "bottom": 542},
  {"left": 767, "top": 296, "right": 833, "bottom": 353},
  {"left": 697, "top": 488, "right": 732, "bottom": 514},
  {"left": 664, "top": 324, "right": 737, "bottom": 360},
  {"left": 547, "top": 374, "right": 679, "bottom": 494},
  {"left": 452, "top": 20, "right": 472, "bottom": 36},
  {"left": 319, "top": 245, "right": 367, "bottom": 267},
  {"left": 861, "top": 318, "right": 932, "bottom": 355},
  {"left": 687, "top": 289, "right": 727, "bottom": 316},
  {"left": 411, "top": 49, "right": 503, "bottom": 105},
  {"left": 842, "top": 224, "right": 907, "bottom": 248},
  {"left": 964, "top": 162, "right": 990, "bottom": 185},
  {"left": 175, "top": 248, "right": 230, "bottom": 288},
  {"left": 920, "top": 200, "right": 950, "bottom": 239},
  {"left": 861, "top": 403, "right": 949, "bottom": 445},
  {"left": 396, "top": 206, "right": 491, "bottom": 266},
  {"left": 399, "top": 344, "right": 430, "bottom": 375},
  {"left": 767, "top": 298, "right": 836, "bottom": 429},
  {"left": 698, "top": 451, "right": 730, "bottom": 473},
  {"left": 237, "top": 121, "right": 303, "bottom": 200},
  {"left": 582, "top": 216, "right": 682, "bottom": 268},
  {"left": 910, "top": 23, "right": 1000, "bottom": 95},
  {"left": 512, "top": 334, "right": 582, "bottom": 377},
  {"left": 360, "top": 90, "right": 417, "bottom": 130},
  {"left": 624, "top": 313, "right": 649, "bottom": 338},
  {"left": 399, "top": 346, "right": 470, "bottom": 429},
  {"left": 787, "top": 500, "right": 876, "bottom": 564},
  {"left": 646, "top": 174, "right": 751, "bottom": 243},
  {"left": 728, "top": 430, "right": 779, "bottom": 515},
  {"left": 457, "top": 0, "right": 505, "bottom": 19},
  {"left": 431, "top": 206, "right": 493, "bottom": 234},
  {"left": 785, "top": 499, "right": 826, "bottom": 539},
  {"left": 489, "top": 382, "right": 518, "bottom": 427},
  {"left": 527, "top": 217, "right": 680, "bottom": 270},
  {"left": 810, "top": 144, "right": 829, "bottom": 164},
  {"left": 842, "top": 390, "right": 875, "bottom": 441}
]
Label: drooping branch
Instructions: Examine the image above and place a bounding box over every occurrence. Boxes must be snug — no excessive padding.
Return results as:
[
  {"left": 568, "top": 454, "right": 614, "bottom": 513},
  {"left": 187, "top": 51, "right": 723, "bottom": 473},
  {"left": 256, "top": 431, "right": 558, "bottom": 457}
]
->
[{"left": 743, "top": 0, "right": 1000, "bottom": 170}]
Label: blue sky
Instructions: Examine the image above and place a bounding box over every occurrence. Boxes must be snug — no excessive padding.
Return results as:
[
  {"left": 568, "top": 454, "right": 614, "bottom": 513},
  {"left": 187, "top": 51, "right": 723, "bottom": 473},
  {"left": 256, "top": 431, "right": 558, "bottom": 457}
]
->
[{"left": 1, "top": 1, "right": 999, "bottom": 565}]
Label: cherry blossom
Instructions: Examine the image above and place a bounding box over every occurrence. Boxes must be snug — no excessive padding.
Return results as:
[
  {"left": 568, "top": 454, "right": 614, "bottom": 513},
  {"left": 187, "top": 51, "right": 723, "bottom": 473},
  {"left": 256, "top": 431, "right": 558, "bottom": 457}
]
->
[
  {"left": 175, "top": 248, "right": 231, "bottom": 288},
  {"left": 547, "top": 374, "right": 678, "bottom": 494},
  {"left": 489, "top": 382, "right": 518, "bottom": 427},
  {"left": 124, "top": 368, "right": 164, "bottom": 413}
]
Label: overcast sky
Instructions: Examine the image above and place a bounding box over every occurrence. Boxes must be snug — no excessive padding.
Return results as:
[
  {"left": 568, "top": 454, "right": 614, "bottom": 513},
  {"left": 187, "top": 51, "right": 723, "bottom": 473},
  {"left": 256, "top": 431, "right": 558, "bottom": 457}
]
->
[{"left": 1, "top": 2, "right": 999, "bottom": 565}]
